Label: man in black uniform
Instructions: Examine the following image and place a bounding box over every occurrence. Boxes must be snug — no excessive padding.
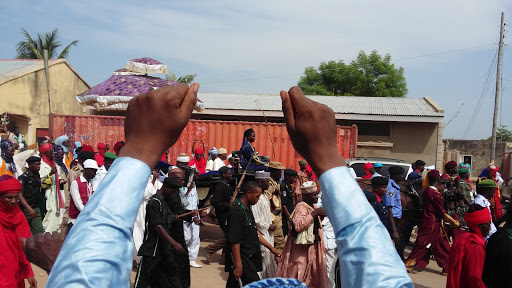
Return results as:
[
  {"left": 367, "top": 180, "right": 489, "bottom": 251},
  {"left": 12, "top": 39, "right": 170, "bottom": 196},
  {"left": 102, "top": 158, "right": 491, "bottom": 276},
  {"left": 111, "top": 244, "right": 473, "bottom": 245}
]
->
[
  {"left": 17, "top": 156, "right": 44, "bottom": 234},
  {"left": 280, "top": 168, "right": 297, "bottom": 236},
  {"left": 363, "top": 176, "right": 389, "bottom": 229},
  {"left": 135, "top": 177, "right": 195, "bottom": 288},
  {"left": 206, "top": 166, "right": 234, "bottom": 264},
  {"left": 225, "top": 181, "right": 271, "bottom": 287}
]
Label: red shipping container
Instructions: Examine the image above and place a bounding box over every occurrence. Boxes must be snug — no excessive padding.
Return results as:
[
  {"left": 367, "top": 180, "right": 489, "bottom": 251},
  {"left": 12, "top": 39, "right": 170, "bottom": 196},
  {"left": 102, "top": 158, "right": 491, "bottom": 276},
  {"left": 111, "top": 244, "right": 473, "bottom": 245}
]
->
[{"left": 52, "top": 114, "right": 357, "bottom": 170}]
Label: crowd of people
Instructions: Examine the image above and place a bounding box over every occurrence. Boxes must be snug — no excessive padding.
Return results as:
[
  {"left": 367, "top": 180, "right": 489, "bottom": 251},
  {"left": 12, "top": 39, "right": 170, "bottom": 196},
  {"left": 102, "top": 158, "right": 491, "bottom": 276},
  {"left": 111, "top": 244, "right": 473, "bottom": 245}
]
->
[
  {"left": 360, "top": 158, "right": 511, "bottom": 287},
  {"left": 0, "top": 83, "right": 511, "bottom": 288}
]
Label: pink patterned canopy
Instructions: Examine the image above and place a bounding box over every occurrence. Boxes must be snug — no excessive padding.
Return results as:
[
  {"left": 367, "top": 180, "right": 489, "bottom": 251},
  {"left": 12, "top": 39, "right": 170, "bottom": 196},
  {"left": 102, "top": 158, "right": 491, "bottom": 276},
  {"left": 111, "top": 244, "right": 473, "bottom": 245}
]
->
[{"left": 76, "top": 75, "right": 204, "bottom": 111}]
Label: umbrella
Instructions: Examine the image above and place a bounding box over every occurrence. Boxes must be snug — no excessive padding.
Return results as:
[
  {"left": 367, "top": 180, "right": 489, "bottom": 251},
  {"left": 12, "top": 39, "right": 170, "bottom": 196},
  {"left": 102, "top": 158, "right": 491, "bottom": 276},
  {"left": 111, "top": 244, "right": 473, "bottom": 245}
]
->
[
  {"left": 112, "top": 68, "right": 143, "bottom": 76},
  {"left": 126, "top": 57, "right": 167, "bottom": 74},
  {"left": 76, "top": 74, "right": 205, "bottom": 111}
]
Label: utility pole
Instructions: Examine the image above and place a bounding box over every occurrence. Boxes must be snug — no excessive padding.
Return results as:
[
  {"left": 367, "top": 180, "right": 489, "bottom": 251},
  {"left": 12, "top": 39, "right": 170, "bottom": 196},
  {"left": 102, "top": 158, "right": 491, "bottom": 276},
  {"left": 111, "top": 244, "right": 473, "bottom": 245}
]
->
[
  {"left": 43, "top": 49, "right": 53, "bottom": 141},
  {"left": 491, "top": 12, "right": 505, "bottom": 164}
]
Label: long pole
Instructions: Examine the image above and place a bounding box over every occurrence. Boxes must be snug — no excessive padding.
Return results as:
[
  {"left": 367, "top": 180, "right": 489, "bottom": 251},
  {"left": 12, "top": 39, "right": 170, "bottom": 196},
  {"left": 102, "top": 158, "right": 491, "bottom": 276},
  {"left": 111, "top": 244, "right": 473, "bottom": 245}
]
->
[
  {"left": 491, "top": 12, "right": 505, "bottom": 164},
  {"left": 43, "top": 49, "right": 53, "bottom": 141},
  {"left": 255, "top": 100, "right": 276, "bottom": 160}
]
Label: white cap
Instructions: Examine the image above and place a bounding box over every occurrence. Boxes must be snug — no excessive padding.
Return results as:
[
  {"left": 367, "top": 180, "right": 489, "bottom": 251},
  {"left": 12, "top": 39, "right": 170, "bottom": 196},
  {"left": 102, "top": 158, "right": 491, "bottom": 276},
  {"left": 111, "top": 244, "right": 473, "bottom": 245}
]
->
[
  {"left": 255, "top": 170, "right": 270, "bottom": 179},
  {"left": 83, "top": 159, "right": 99, "bottom": 169}
]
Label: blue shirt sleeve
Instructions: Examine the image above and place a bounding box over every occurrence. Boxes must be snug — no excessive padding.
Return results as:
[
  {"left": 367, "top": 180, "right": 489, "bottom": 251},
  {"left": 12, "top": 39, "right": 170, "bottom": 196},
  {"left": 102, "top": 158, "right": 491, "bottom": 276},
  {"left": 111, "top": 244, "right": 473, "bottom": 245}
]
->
[
  {"left": 382, "top": 182, "right": 393, "bottom": 207},
  {"left": 47, "top": 157, "right": 151, "bottom": 287},
  {"left": 319, "top": 166, "right": 413, "bottom": 288}
]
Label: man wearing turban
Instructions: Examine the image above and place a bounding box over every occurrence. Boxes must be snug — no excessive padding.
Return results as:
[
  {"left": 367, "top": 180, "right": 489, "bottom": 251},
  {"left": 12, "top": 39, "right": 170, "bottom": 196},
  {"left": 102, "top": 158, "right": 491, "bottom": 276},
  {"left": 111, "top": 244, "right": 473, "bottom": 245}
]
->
[
  {"left": 446, "top": 204, "right": 491, "bottom": 288},
  {"left": 39, "top": 143, "right": 65, "bottom": 233},
  {"left": 477, "top": 164, "right": 503, "bottom": 223},
  {"left": 0, "top": 139, "right": 20, "bottom": 178},
  {"left": 95, "top": 142, "right": 107, "bottom": 167},
  {"left": 276, "top": 181, "right": 328, "bottom": 288},
  {"left": 188, "top": 140, "right": 206, "bottom": 174},
  {"left": 405, "top": 170, "right": 460, "bottom": 274},
  {"left": 54, "top": 135, "right": 73, "bottom": 170},
  {"left": 0, "top": 175, "right": 37, "bottom": 287},
  {"left": 472, "top": 179, "right": 498, "bottom": 240}
]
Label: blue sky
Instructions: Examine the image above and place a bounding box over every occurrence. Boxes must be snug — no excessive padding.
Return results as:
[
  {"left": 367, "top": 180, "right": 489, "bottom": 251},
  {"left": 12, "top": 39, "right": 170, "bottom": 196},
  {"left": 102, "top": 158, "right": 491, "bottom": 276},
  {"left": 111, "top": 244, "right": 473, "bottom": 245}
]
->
[{"left": 1, "top": 0, "right": 511, "bottom": 140}]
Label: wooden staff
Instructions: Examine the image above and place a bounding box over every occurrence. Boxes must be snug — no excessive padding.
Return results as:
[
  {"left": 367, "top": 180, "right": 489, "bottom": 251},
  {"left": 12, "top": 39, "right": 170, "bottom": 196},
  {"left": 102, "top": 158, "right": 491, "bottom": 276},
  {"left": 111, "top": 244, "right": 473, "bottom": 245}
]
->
[
  {"left": 176, "top": 207, "right": 209, "bottom": 218},
  {"left": 230, "top": 156, "right": 253, "bottom": 204}
]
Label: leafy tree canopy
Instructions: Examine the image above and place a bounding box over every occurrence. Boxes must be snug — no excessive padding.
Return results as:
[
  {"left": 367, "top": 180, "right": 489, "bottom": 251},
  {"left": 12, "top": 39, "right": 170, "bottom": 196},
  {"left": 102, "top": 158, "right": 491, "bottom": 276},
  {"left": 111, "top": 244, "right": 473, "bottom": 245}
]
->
[
  {"left": 485, "top": 126, "right": 512, "bottom": 142},
  {"left": 16, "top": 28, "right": 79, "bottom": 59},
  {"left": 298, "top": 50, "right": 407, "bottom": 97},
  {"left": 165, "top": 71, "right": 197, "bottom": 84}
]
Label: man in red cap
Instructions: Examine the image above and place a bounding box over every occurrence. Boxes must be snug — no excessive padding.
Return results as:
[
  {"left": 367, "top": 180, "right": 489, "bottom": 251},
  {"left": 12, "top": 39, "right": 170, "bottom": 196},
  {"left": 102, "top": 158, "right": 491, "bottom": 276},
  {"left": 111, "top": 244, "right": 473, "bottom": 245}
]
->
[
  {"left": 362, "top": 162, "right": 373, "bottom": 179},
  {"left": 81, "top": 144, "right": 94, "bottom": 153},
  {"left": 405, "top": 169, "right": 460, "bottom": 274},
  {"left": 0, "top": 175, "right": 37, "bottom": 287},
  {"left": 113, "top": 141, "right": 124, "bottom": 156},
  {"left": 95, "top": 142, "right": 107, "bottom": 167},
  {"left": 446, "top": 204, "right": 491, "bottom": 288}
]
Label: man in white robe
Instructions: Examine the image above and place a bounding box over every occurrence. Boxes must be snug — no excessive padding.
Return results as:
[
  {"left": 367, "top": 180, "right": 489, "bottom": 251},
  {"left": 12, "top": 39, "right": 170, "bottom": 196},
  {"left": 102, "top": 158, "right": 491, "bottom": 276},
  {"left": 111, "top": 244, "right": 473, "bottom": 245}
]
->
[{"left": 252, "top": 171, "right": 276, "bottom": 279}]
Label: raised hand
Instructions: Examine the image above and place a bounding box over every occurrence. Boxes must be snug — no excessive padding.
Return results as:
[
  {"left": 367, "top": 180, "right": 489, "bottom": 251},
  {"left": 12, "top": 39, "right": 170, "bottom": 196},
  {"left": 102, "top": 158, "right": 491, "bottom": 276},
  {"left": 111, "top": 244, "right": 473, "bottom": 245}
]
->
[
  {"left": 280, "top": 86, "right": 345, "bottom": 176},
  {"left": 120, "top": 83, "right": 199, "bottom": 168}
]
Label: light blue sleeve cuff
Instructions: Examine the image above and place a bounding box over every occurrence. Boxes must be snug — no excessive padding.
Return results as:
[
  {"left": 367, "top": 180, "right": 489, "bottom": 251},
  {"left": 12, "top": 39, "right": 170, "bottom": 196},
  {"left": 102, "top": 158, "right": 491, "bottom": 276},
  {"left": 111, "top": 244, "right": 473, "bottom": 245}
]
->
[
  {"left": 47, "top": 157, "right": 151, "bottom": 288},
  {"left": 319, "top": 166, "right": 413, "bottom": 288}
]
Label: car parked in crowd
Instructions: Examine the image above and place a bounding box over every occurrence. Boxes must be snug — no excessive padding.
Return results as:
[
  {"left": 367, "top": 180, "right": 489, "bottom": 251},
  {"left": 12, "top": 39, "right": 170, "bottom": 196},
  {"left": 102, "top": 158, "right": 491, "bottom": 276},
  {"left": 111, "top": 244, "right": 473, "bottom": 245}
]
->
[{"left": 346, "top": 157, "right": 413, "bottom": 179}]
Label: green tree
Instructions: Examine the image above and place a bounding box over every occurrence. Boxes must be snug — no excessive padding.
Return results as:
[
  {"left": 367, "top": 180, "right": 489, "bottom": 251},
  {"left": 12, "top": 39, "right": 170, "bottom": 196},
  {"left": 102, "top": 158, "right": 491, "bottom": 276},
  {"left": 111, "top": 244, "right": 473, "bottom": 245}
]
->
[
  {"left": 298, "top": 50, "right": 407, "bottom": 97},
  {"left": 165, "top": 71, "right": 197, "bottom": 84},
  {"left": 485, "top": 126, "right": 512, "bottom": 142},
  {"left": 16, "top": 28, "right": 79, "bottom": 59}
]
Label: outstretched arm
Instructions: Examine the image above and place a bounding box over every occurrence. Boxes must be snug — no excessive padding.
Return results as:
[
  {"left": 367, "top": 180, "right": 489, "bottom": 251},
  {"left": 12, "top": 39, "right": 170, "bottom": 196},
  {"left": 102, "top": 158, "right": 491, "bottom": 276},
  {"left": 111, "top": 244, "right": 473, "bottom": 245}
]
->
[
  {"left": 280, "top": 87, "right": 412, "bottom": 288},
  {"left": 45, "top": 83, "right": 199, "bottom": 287},
  {"left": 191, "top": 139, "right": 197, "bottom": 155}
]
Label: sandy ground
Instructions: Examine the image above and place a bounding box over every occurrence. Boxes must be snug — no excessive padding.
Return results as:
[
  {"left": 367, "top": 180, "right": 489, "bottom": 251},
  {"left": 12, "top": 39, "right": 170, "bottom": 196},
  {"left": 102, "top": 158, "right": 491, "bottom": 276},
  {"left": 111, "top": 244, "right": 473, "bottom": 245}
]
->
[{"left": 27, "top": 219, "right": 447, "bottom": 288}]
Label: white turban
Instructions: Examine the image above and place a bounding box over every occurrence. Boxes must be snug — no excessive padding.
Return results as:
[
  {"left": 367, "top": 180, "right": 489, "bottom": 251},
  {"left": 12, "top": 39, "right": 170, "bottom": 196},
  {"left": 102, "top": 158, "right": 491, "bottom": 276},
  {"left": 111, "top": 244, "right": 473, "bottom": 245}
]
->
[
  {"left": 177, "top": 153, "right": 190, "bottom": 163},
  {"left": 255, "top": 170, "right": 270, "bottom": 179}
]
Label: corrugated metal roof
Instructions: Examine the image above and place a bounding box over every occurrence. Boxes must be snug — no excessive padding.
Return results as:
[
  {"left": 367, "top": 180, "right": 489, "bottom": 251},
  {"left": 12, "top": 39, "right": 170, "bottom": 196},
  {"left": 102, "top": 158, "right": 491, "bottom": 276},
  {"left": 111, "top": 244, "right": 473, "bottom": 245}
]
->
[
  {"left": 0, "top": 59, "right": 89, "bottom": 87},
  {"left": 0, "top": 60, "right": 44, "bottom": 83},
  {"left": 197, "top": 92, "right": 443, "bottom": 117}
]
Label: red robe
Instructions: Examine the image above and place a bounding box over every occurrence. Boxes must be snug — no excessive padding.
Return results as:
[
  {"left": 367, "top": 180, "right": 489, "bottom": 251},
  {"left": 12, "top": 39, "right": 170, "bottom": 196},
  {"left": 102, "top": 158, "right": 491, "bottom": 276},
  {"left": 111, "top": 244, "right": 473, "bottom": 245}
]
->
[
  {"left": 95, "top": 153, "right": 104, "bottom": 167},
  {"left": 188, "top": 157, "right": 206, "bottom": 174},
  {"left": 0, "top": 200, "right": 34, "bottom": 287},
  {"left": 405, "top": 186, "right": 451, "bottom": 270},
  {"left": 446, "top": 231, "right": 486, "bottom": 288}
]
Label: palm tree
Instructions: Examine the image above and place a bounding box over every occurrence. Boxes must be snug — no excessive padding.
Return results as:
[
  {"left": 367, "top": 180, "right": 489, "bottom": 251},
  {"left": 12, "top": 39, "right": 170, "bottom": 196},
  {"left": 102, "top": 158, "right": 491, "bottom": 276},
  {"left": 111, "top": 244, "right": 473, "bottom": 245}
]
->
[
  {"left": 165, "top": 71, "right": 197, "bottom": 84},
  {"left": 16, "top": 28, "right": 79, "bottom": 59}
]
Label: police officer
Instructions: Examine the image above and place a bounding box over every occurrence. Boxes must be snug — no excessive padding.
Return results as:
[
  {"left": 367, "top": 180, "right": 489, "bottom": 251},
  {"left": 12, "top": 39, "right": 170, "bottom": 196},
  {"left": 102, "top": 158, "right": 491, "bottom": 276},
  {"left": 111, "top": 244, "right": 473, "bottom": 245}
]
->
[
  {"left": 383, "top": 165, "right": 405, "bottom": 260},
  {"left": 18, "top": 156, "right": 44, "bottom": 234},
  {"left": 280, "top": 169, "right": 297, "bottom": 236},
  {"left": 363, "top": 176, "right": 389, "bottom": 228}
]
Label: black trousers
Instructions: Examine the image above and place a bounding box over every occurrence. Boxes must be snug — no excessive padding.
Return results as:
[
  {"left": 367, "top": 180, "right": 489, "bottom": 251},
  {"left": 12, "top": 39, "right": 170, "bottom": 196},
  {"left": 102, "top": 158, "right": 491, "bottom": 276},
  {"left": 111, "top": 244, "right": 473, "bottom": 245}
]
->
[
  {"left": 135, "top": 254, "right": 182, "bottom": 288},
  {"left": 393, "top": 217, "right": 406, "bottom": 261},
  {"left": 225, "top": 269, "right": 260, "bottom": 288}
]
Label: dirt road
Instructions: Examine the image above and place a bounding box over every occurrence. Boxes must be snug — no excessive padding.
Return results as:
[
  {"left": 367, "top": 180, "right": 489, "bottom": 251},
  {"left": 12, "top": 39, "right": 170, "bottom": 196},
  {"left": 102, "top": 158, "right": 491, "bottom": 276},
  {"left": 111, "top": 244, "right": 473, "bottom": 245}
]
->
[{"left": 27, "top": 222, "right": 446, "bottom": 287}]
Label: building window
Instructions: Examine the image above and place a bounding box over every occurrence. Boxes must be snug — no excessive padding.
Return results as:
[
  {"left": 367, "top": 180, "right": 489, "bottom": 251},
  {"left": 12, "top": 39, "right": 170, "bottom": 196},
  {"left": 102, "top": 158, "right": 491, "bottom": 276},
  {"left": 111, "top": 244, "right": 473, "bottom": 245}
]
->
[{"left": 352, "top": 122, "right": 391, "bottom": 137}]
